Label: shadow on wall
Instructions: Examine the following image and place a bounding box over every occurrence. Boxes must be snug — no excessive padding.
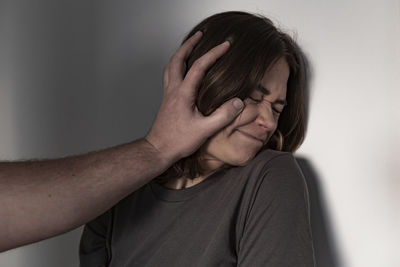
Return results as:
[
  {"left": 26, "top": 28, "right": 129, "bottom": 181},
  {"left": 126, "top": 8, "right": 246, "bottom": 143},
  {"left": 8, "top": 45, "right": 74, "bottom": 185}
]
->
[
  {"left": 295, "top": 157, "right": 343, "bottom": 267},
  {"left": 294, "top": 34, "right": 343, "bottom": 267}
]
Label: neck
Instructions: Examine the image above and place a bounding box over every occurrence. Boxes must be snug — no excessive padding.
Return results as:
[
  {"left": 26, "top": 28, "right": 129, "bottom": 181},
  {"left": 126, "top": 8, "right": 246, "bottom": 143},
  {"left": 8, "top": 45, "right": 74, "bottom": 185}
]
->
[{"left": 162, "top": 157, "right": 227, "bottom": 190}]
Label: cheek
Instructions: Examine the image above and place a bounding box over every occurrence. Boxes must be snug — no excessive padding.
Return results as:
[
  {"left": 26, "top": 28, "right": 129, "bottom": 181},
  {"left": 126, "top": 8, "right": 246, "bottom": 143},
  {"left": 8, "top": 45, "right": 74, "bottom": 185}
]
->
[
  {"left": 205, "top": 128, "right": 263, "bottom": 166},
  {"left": 231, "top": 103, "right": 259, "bottom": 127},
  {"left": 201, "top": 104, "right": 266, "bottom": 165}
]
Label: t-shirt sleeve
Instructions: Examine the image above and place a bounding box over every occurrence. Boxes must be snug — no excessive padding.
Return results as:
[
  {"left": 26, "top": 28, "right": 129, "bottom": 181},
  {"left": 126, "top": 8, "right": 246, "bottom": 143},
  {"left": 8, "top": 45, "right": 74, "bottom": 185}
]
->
[
  {"left": 237, "top": 153, "right": 316, "bottom": 267},
  {"left": 79, "top": 209, "right": 113, "bottom": 267}
]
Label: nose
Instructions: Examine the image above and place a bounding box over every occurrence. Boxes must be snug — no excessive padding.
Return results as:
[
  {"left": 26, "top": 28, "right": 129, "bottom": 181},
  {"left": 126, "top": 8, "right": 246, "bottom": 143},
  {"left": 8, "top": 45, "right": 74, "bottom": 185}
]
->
[{"left": 255, "top": 102, "right": 277, "bottom": 131}]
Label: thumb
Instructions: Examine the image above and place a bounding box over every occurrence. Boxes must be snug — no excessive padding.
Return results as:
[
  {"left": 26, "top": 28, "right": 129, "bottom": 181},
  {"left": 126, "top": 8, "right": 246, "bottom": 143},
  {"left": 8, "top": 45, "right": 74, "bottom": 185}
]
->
[{"left": 202, "top": 98, "right": 244, "bottom": 134}]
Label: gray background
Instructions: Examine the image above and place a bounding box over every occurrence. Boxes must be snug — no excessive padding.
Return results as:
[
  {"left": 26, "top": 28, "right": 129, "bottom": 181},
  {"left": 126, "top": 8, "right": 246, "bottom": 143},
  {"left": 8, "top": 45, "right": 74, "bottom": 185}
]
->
[{"left": 1, "top": 0, "right": 399, "bottom": 267}]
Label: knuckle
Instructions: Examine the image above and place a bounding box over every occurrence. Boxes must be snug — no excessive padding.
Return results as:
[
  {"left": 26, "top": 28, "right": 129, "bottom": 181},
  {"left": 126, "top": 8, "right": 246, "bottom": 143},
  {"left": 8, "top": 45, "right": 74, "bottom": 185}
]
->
[
  {"left": 221, "top": 110, "right": 231, "bottom": 121},
  {"left": 193, "top": 59, "right": 206, "bottom": 71},
  {"left": 170, "top": 53, "right": 182, "bottom": 64},
  {"left": 169, "top": 56, "right": 176, "bottom": 65}
]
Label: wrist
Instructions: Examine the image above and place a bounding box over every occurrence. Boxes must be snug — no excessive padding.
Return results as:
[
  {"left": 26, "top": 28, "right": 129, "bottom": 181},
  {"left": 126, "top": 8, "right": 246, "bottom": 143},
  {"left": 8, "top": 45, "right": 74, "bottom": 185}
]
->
[{"left": 142, "top": 137, "right": 179, "bottom": 168}]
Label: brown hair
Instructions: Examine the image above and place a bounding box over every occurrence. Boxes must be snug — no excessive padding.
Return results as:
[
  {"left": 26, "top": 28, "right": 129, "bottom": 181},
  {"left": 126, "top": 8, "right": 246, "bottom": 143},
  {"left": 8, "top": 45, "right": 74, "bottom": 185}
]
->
[{"left": 156, "top": 11, "right": 307, "bottom": 183}]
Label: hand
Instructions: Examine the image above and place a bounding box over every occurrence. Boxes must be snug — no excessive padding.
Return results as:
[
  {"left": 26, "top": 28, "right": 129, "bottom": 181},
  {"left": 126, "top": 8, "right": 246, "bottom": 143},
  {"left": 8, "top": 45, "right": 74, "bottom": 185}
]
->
[{"left": 145, "top": 31, "right": 244, "bottom": 163}]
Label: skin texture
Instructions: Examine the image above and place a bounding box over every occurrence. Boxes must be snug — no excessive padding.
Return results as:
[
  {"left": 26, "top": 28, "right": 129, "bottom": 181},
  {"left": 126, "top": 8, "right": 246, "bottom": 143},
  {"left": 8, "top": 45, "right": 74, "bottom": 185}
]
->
[
  {"left": 164, "top": 58, "right": 289, "bottom": 190},
  {"left": 0, "top": 31, "right": 244, "bottom": 252}
]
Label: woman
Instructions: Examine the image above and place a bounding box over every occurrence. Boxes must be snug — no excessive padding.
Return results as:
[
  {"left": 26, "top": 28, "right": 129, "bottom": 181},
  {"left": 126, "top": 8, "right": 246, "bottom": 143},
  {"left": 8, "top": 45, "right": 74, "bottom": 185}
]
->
[{"left": 79, "top": 11, "right": 315, "bottom": 267}]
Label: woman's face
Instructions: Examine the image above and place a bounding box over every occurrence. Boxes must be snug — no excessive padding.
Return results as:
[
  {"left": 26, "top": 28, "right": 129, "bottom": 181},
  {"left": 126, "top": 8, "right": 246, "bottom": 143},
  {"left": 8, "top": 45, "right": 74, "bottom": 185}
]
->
[{"left": 200, "top": 57, "right": 289, "bottom": 172}]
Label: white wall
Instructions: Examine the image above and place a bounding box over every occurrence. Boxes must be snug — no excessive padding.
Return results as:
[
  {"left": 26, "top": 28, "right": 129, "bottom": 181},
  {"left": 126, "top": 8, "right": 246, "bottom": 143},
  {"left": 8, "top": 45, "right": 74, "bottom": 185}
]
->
[{"left": 0, "top": 0, "right": 399, "bottom": 266}]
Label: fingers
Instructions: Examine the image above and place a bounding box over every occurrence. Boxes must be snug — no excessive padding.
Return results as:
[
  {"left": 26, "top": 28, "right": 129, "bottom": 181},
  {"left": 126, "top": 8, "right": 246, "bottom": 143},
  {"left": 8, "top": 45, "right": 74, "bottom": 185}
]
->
[
  {"left": 168, "top": 31, "right": 203, "bottom": 88},
  {"left": 202, "top": 98, "right": 244, "bottom": 134},
  {"left": 181, "top": 41, "right": 230, "bottom": 96}
]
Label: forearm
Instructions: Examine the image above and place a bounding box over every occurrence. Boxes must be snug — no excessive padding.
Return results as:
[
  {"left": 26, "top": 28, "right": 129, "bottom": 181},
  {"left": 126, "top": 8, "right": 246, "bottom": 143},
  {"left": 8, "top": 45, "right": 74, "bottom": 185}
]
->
[
  {"left": 0, "top": 32, "right": 241, "bottom": 252},
  {"left": 0, "top": 138, "right": 172, "bottom": 251}
]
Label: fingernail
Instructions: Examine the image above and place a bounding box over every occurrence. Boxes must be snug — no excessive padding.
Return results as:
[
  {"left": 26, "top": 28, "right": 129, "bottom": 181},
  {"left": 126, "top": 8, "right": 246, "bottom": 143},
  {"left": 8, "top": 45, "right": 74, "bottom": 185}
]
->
[
  {"left": 225, "top": 36, "right": 234, "bottom": 45},
  {"left": 195, "top": 31, "right": 203, "bottom": 37},
  {"left": 222, "top": 40, "right": 230, "bottom": 46},
  {"left": 233, "top": 98, "right": 244, "bottom": 110}
]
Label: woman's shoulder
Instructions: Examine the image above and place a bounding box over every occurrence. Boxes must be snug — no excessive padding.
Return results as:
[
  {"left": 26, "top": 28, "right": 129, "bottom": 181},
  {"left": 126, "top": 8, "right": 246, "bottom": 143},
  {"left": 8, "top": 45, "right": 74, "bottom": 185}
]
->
[
  {"left": 229, "top": 149, "right": 311, "bottom": 240},
  {"left": 250, "top": 149, "right": 294, "bottom": 166},
  {"left": 246, "top": 149, "right": 299, "bottom": 174},
  {"left": 239, "top": 149, "right": 306, "bottom": 190}
]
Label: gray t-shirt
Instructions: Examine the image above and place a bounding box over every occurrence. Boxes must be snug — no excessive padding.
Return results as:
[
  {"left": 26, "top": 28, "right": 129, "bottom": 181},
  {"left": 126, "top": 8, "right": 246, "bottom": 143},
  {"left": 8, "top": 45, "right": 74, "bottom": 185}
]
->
[{"left": 79, "top": 149, "right": 316, "bottom": 267}]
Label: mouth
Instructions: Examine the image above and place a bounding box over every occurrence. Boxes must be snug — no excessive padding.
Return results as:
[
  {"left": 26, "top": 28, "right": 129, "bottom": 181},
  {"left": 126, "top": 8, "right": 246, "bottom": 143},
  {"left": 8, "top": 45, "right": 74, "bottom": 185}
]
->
[{"left": 236, "top": 130, "right": 264, "bottom": 143}]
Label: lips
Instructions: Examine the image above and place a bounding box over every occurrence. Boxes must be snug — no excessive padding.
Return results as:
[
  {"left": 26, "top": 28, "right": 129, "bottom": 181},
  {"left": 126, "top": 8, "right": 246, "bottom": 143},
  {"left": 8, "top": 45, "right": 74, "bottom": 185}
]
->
[{"left": 236, "top": 129, "right": 264, "bottom": 143}]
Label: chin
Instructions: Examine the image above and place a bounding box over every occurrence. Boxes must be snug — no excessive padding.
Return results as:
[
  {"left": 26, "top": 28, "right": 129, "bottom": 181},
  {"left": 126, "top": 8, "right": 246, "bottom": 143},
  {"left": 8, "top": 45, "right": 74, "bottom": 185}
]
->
[{"left": 225, "top": 151, "right": 258, "bottom": 166}]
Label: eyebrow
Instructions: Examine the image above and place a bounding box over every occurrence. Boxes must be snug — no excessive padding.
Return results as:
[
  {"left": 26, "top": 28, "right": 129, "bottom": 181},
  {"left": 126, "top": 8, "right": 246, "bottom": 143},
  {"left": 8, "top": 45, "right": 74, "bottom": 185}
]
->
[{"left": 257, "top": 85, "right": 288, "bottom": 106}]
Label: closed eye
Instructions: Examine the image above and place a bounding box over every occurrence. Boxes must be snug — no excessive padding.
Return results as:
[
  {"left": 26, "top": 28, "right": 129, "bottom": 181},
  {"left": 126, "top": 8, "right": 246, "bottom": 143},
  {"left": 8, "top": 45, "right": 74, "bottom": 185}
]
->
[
  {"left": 273, "top": 108, "right": 282, "bottom": 114},
  {"left": 249, "top": 96, "right": 283, "bottom": 114},
  {"left": 248, "top": 96, "right": 263, "bottom": 103}
]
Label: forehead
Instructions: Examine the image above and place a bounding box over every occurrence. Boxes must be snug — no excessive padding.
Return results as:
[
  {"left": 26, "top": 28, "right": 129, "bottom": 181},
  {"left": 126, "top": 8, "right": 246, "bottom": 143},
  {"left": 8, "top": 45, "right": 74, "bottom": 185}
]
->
[{"left": 259, "top": 58, "right": 289, "bottom": 97}]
